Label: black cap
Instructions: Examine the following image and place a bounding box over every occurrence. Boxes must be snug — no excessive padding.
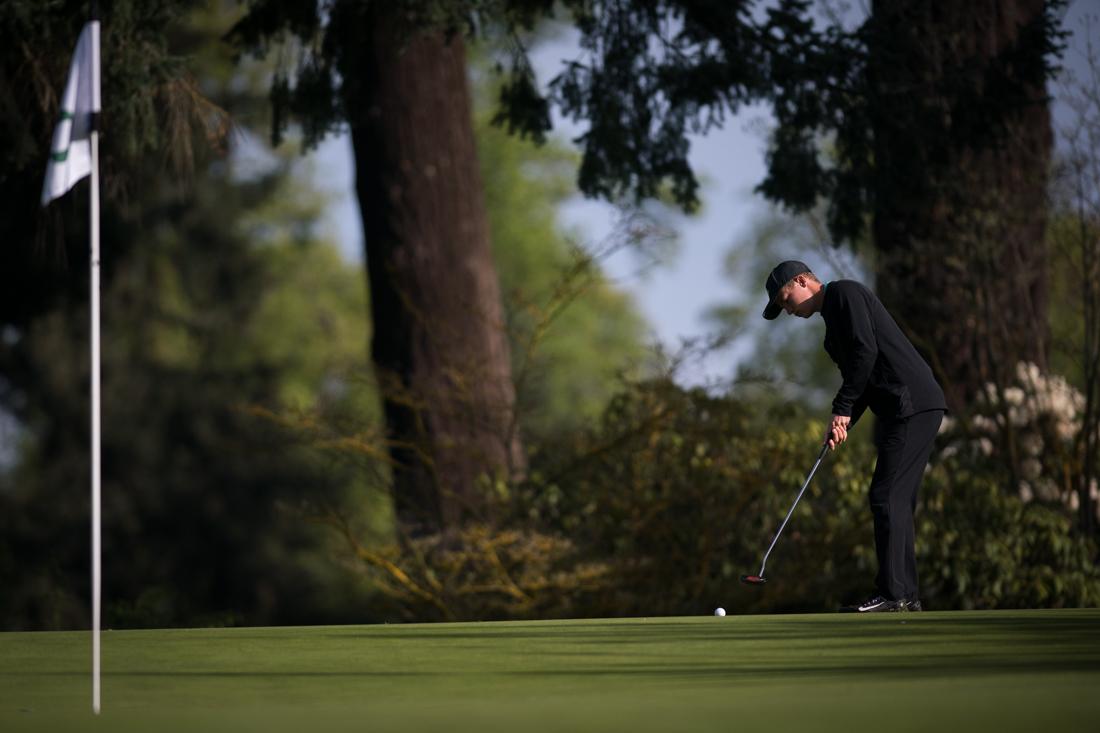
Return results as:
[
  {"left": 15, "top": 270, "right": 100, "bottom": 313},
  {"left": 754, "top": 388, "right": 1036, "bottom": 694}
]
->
[{"left": 762, "top": 260, "right": 812, "bottom": 320}]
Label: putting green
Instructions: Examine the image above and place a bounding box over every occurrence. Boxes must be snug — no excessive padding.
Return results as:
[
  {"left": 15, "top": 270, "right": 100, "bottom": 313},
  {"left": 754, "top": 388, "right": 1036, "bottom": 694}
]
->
[{"left": 2, "top": 609, "right": 1098, "bottom": 732}]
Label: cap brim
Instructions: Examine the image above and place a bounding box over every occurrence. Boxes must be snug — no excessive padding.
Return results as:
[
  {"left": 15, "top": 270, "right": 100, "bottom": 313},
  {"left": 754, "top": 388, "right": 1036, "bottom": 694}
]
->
[{"left": 762, "top": 301, "right": 781, "bottom": 320}]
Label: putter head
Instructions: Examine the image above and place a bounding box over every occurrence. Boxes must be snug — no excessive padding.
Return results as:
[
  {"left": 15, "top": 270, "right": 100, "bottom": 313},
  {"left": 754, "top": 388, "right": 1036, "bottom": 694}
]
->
[{"left": 740, "top": 574, "right": 767, "bottom": 585}]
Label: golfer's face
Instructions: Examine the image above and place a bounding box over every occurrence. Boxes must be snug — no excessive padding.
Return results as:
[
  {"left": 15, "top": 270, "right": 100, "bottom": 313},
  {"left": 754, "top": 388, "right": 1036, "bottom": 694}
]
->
[{"left": 778, "top": 280, "right": 813, "bottom": 317}]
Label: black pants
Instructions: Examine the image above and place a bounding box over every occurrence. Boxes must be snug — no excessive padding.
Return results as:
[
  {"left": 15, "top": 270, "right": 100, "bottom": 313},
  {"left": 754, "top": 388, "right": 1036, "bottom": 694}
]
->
[{"left": 870, "top": 409, "right": 944, "bottom": 601}]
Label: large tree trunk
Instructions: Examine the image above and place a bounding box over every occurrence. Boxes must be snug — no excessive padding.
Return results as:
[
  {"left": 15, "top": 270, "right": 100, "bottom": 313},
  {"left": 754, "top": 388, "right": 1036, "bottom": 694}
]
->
[
  {"left": 336, "top": 5, "right": 523, "bottom": 532},
  {"left": 869, "top": 0, "right": 1053, "bottom": 411}
]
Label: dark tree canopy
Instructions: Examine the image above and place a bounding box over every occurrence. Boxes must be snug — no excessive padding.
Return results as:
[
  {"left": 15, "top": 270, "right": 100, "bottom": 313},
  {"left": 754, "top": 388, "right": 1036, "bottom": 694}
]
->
[
  {"left": 1, "top": 0, "right": 212, "bottom": 395},
  {"left": 233, "top": 0, "right": 1067, "bottom": 232},
  {"left": 757, "top": 0, "right": 1066, "bottom": 245},
  {"left": 0, "top": 1, "right": 378, "bottom": 630},
  {"left": 230, "top": 1, "right": 831, "bottom": 213}
]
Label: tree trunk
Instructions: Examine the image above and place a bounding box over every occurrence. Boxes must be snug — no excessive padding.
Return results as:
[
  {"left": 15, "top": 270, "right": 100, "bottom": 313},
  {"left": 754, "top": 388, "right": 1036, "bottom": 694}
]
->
[
  {"left": 869, "top": 0, "right": 1052, "bottom": 411},
  {"left": 336, "top": 4, "right": 523, "bottom": 532}
]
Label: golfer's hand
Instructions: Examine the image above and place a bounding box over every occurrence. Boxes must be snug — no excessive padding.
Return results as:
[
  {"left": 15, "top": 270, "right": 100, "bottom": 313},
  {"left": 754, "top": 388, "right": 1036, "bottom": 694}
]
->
[{"left": 825, "top": 415, "right": 850, "bottom": 450}]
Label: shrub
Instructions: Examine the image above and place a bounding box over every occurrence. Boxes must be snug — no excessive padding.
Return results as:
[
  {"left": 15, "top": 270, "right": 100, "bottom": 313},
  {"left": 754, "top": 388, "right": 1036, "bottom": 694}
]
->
[
  {"left": 918, "top": 457, "right": 1100, "bottom": 609},
  {"left": 518, "top": 378, "right": 1100, "bottom": 613},
  {"left": 341, "top": 378, "right": 1100, "bottom": 618}
]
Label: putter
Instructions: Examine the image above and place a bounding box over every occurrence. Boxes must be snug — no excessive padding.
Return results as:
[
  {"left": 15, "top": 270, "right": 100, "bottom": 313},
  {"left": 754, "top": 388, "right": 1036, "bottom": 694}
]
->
[{"left": 741, "top": 443, "right": 830, "bottom": 586}]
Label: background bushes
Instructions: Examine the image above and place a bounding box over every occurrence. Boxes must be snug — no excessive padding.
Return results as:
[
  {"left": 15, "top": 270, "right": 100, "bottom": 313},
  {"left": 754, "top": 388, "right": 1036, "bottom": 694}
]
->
[{"left": 347, "top": 378, "right": 1100, "bottom": 620}]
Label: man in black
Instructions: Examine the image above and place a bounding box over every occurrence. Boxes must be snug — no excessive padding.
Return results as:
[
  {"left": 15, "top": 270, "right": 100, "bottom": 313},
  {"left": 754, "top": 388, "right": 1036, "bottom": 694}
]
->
[{"left": 762, "top": 260, "right": 947, "bottom": 612}]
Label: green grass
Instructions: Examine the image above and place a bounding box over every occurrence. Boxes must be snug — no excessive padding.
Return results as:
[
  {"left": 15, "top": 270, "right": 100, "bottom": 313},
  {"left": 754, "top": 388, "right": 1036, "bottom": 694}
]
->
[{"left": 2, "top": 609, "right": 1099, "bottom": 732}]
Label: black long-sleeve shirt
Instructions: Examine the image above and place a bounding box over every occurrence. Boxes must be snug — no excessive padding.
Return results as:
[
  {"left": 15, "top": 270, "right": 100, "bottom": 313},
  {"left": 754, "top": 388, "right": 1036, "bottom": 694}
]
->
[{"left": 821, "top": 280, "right": 946, "bottom": 424}]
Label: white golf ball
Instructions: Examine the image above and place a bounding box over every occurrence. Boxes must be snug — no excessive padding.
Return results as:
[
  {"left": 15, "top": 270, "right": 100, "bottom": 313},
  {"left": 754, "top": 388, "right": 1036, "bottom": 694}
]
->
[{"left": 714, "top": 607, "right": 726, "bottom": 617}]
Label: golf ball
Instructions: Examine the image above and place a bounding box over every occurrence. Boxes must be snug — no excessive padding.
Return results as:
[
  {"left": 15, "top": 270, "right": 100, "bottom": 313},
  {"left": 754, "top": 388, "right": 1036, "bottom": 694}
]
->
[{"left": 714, "top": 607, "right": 726, "bottom": 617}]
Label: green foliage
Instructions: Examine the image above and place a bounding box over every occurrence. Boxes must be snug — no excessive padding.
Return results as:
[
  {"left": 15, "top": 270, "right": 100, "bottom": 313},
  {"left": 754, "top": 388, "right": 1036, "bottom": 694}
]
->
[
  {"left": 236, "top": 188, "right": 376, "bottom": 415},
  {"left": 919, "top": 465, "right": 1100, "bottom": 609},
  {"left": 1047, "top": 211, "right": 1096, "bottom": 391},
  {"left": 342, "top": 375, "right": 1099, "bottom": 619},
  {"left": 518, "top": 378, "right": 876, "bottom": 615},
  {"left": 1, "top": 0, "right": 205, "bottom": 172},
  {"left": 9, "top": 1, "right": 1090, "bottom": 630},
  {"left": 511, "top": 379, "right": 1100, "bottom": 615},
  {"left": 0, "top": 0, "right": 214, "bottom": 329},
  {"left": 2, "top": 2, "right": 659, "bottom": 629},
  {"left": 475, "top": 73, "right": 651, "bottom": 440},
  {"left": 320, "top": 520, "right": 610, "bottom": 622},
  {"left": 0, "top": 160, "right": 387, "bottom": 630},
  {"left": 0, "top": 3, "right": 385, "bottom": 630},
  {"left": 545, "top": 0, "right": 779, "bottom": 211}
]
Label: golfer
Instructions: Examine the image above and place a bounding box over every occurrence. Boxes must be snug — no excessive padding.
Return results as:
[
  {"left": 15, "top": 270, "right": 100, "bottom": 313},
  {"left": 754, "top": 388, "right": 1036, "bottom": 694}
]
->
[{"left": 762, "top": 260, "right": 947, "bottom": 612}]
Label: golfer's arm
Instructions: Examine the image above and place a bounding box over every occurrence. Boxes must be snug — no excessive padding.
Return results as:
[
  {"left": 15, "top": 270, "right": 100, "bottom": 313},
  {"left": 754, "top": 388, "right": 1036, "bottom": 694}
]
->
[
  {"left": 831, "top": 297, "right": 877, "bottom": 417},
  {"left": 849, "top": 396, "right": 869, "bottom": 427}
]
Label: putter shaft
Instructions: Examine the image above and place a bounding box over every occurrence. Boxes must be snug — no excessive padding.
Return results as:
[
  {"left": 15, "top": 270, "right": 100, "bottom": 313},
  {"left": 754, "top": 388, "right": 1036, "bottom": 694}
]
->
[{"left": 755, "top": 444, "right": 829, "bottom": 578}]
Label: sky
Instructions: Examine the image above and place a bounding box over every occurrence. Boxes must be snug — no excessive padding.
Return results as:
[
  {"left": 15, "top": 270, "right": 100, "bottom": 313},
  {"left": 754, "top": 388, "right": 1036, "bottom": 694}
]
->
[{"left": 302, "top": 1, "right": 1097, "bottom": 387}]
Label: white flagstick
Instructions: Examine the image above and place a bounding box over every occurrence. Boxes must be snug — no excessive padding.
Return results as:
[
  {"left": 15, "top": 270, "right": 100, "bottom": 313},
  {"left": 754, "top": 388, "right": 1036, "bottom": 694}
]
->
[
  {"left": 89, "top": 19, "right": 102, "bottom": 716},
  {"left": 90, "top": 128, "right": 101, "bottom": 716},
  {"left": 40, "top": 18, "right": 103, "bottom": 711}
]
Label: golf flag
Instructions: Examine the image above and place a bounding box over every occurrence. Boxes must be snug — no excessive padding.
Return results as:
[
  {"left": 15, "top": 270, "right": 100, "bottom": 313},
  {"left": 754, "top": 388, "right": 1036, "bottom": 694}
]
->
[
  {"left": 41, "top": 17, "right": 104, "bottom": 715},
  {"left": 42, "top": 21, "right": 101, "bottom": 205}
]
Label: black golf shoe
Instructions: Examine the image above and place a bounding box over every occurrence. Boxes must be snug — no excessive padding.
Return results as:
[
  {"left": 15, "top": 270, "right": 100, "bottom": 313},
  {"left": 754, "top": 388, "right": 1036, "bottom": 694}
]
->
[
  {"left": 903, "top": 598, "right": 923, "bottom": 612},
  {"left": 838, "top": 594, "right": 905, "bottom": 613}
]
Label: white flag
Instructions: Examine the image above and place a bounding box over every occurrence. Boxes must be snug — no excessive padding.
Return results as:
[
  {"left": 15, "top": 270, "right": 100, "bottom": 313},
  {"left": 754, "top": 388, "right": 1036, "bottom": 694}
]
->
[{"left": 42, "top": 22, "right": 101, "bottom": 206}]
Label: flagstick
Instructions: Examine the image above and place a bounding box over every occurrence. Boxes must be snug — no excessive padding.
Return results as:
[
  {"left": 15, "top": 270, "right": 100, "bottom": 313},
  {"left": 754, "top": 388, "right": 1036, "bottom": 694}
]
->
[
  {"left": 41, "top": 16, "right": 104, "bottom": 712},
  {"left": 90, "top": 127, "right": 102, "bottom": 717},
  {"left": 89, "top": 17, "right": 102, "bottom": 715}
]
